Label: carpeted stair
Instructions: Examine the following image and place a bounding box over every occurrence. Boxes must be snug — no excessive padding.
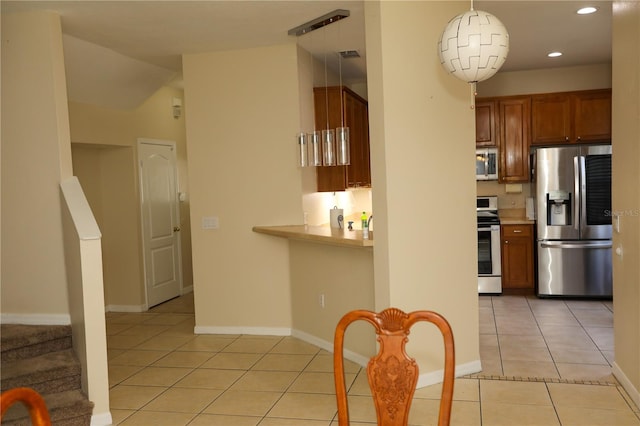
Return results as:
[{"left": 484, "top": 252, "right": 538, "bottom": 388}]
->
[{"left": 1, "top": 324, "right": 94, "bottom": 425}]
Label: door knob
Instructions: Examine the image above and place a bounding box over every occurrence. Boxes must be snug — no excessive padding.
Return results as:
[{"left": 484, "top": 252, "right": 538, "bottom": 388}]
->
[{"left": 173, "top": 226, "right": 181, "bottom": 232}]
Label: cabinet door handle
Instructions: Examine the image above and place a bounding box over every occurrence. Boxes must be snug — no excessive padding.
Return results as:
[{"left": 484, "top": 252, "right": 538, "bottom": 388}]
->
[{"left": 513, "top": 229, "right": 522, "bottom": 233}]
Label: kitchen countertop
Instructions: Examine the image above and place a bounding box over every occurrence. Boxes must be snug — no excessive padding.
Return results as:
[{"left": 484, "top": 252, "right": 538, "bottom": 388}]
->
[
  {"left": 252, "top": 225, "right": 373, "bottom": 248},
  {"left": 499, "top": 217, "right": 535, "bottom": 225},
  {"left": 499, "top": 208, "right": 535, "bottom": 225}
]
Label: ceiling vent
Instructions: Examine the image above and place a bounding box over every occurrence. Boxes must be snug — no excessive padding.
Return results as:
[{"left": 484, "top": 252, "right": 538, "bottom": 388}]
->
[{"left": 339, "top": 50, "right": 360, "bottom": 59}]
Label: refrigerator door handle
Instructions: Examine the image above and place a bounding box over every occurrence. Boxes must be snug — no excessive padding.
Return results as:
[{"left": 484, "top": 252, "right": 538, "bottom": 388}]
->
[
  {"left": 579, "top": 155, "right": 587, "bottom": 233},
  {"left": 573, "top": 156, "right": 581, "bottom": 230},
  {"left": 540, "top": 241, "right": 612, "bottom": 249}
]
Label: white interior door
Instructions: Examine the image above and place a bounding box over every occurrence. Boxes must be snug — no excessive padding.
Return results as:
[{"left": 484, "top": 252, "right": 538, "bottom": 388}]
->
[{"left": 138, "top": 139, "right": 182, "bottom": 308}]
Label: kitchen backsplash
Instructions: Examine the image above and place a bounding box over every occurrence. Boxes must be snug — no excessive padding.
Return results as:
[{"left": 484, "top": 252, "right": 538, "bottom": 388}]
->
[
  {"left": 302, "top": 182, "right": 527, "bottom": 228},
  {"left": 477, "top": 181, "right": 532, "bottom": 211},
  {"left": 302, "top": 188, "right": 372, "bottom": 228}
]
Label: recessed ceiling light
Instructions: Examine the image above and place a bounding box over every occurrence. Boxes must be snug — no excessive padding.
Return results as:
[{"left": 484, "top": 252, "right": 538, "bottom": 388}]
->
[
  {"left": 548, "top": 52, "right": 563, "bottom": 58},
  {"left": 577, "top": 6, "right": 598, "bottom": 15}
]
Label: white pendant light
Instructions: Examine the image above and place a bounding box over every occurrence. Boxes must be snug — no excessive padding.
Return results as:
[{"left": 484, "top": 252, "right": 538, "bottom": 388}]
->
[
  {"left": 437, "top": 8, "right": 509, "bottom": 83},
  {"left": 289, "top": 10, "right": 351, "bottom": 167},
  {"left": 322, "top": 128, "right": 336, "bottom": 166},
  {"left": 297, "top": 132, "right": 308, "bottom": 167},
  {"left": 309, "top": 130, "right": 323, "bottom": 166},
  {"left": 336, "top": 127, "right": 350, "bottom": 165}
]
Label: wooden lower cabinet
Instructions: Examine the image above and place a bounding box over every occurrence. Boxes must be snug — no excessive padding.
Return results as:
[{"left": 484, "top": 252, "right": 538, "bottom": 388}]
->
[{"left": 501, "top": 224, "right": 534, "bottom": 290}]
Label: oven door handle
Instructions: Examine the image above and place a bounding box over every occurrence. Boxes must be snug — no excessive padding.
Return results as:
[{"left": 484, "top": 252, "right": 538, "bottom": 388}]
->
[{"left": 478, "top": 226, "right": 499, "bottom": 232}]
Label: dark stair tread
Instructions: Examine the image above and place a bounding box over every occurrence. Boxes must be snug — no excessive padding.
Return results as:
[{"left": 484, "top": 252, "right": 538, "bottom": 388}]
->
[
  {"left": 1, "top": 324, "right": 72, "bottom": 352},
  {"left": 1, "top": 349, "right": 81, "bottom": 383},
  {"left": 1, "top": 389, "right": 93, "bottom": 425}
]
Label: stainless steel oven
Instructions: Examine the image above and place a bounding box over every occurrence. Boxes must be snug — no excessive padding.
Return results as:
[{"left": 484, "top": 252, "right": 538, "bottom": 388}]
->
[{"left": 477, "top": 196, "right": 502, "bottom": 294}]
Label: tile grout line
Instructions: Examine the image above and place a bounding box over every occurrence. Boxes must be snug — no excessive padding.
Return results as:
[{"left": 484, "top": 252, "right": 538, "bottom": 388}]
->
[
  {"left": 463, "top": 372, "right": 618, "bottom": 386},
  {"left": 527, "top": 295, "right": 563, "bottom": 380}
]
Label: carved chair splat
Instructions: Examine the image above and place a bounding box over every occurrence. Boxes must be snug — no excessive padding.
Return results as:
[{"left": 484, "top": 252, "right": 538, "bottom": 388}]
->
[{"left": 333, "top": 308, "right": 455, "bottom": 426}]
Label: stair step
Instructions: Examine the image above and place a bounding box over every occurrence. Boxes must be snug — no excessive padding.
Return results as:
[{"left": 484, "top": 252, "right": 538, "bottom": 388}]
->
[
  {"left": 1, "top": 324, "right": 72, "bottom": 362},
  {"left": 1, "top": 324, "right": 93, "bottom": 424},
  {"left": 1, "top": 349, "right": 81, "bottom": 395},
  {"left": 1, "top": 389, "right": 94, "bottom": 426}
]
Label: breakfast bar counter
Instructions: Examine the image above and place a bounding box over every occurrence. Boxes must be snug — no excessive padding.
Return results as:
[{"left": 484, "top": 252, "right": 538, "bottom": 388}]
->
[
  {"left": 252, "top": 225, "right": 373, "bottom": 248},
  {"left": 252, "top": 224, "right": 376, "bottom": 359}
]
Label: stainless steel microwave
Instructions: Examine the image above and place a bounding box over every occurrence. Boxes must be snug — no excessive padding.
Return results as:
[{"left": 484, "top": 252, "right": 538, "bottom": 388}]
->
[{"left": 476, "top": 148, "right": 498, "bottom": 181}]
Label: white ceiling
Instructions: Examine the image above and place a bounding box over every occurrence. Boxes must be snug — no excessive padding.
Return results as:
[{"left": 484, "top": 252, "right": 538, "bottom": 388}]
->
[{"left": 1, "top": 1, "right": 611, "bottom": 109}]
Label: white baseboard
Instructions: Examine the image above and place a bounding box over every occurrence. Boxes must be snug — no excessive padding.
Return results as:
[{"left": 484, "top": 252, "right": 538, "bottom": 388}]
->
[
  {"left": 194, "top": 325, "right": 291, "bottom": 336},
  {"left": 612, "top": 362, "right": 640, "bottom": 411},
  {"left": 193, "top": 325, "right": 482, "bottom": 390},
  {"left": 417, "top": 359, "right": 482, "bottom": 388},
  {"left": 291, "top": 329, "right": 370, "bottom": 367},
  {"left": 0, "top": 313, "right": 71, "bottom": 325},
  {"left": 90, "top": 411, "right": 113, "bottom": 426},
  {"left": 181, "top": 285, "right": 193, "bottom": 294},
  {"left": 105, "top": 304, "right": 147, "bottom": 313}
]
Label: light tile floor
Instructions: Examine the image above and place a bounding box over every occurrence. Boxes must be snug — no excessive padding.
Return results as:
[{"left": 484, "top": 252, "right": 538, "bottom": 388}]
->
[{"left": 106, "top": 293, "right": 640, "bottom": 425}]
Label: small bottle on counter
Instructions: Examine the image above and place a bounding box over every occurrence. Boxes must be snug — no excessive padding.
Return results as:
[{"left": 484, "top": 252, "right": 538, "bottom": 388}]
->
[{"left": 361, "top": 212, "right": 369, "bottom": 239}]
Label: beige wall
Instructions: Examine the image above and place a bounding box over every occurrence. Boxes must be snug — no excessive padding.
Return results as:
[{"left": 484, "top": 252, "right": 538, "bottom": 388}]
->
[
  {"left": 366, "top": 1, "right": 480, "bottom": 379},
  {"left": 476, "top": 63, "right": 612, "bottom": 97},
  {"left": 69, "top": 85, "right": 193, "bottom": 309},
  {"left": 71, "top": 145, "right": 144, "bottom": 307},
  {"left": 612, "top": 0, "right": 640, "bottom": 408},
  {"left": 1, "top": 10, "right": 72, "bottom": 319},
  {"left": 290, "top": 241, "right": 376, "bottom": 358},
  {"left": 183, "top": 44, "right": 304, "bottom": 331}
]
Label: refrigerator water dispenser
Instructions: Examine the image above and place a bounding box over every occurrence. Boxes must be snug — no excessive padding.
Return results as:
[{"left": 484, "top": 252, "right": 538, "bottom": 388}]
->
[{"left": 547, "top": 191, "right": 571, "bottom": 226}]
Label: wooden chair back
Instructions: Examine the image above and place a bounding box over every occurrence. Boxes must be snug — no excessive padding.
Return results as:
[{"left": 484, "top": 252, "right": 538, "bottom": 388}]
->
[
  {"left": 333, "top": 308, "right": 455, "bottom": 426},
  {"left": 1, "top": 387, "right": 51, "bottom": 426}
]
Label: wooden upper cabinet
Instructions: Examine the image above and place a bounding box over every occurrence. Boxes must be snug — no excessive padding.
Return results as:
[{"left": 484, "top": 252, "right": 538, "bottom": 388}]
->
[
  {"left": 475, "top": 100, "right": 497, "bottom": 147},
  {"left": 573, "top": 89, "right": 612, "bottom": 143},
  {"left": 531, "top": 89, "right": 611, "bottom": 145},
  {"left": 314, "top": 86, "right": 371, "bottom": 192},
  {"left": 498, "top": 96, "right": 531, "bottom": 183},
  {"left": 531, "top": 93, "right": 572, "bottom": 144},
  {"left": 344, "top": 92, "right": 371, "bottom": 188}
]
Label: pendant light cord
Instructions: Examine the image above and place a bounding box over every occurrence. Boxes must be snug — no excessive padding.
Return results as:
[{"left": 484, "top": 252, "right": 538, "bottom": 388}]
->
[
  {"left": 310, "top": 33, "right": 316, "bottom": 134},
  {"left": 470, "top": 82, "right": 476, "bottom": 109},
  {"left": 338, "top": 20, "right": 345, "bottom": 129},
  {"left": 324, "top": 30, "right": 330, "bottom": 131}
]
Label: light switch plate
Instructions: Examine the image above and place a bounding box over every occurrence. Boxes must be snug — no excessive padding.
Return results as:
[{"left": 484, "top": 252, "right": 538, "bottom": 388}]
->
[{"left": 202, "top": 216, "right": 219, "bottom": 229}]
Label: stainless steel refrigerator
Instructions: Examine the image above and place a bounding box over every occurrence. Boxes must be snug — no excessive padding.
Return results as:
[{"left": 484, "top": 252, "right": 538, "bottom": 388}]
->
[{"left": 533, "top": 145, "right": 612, "bottom": 297}]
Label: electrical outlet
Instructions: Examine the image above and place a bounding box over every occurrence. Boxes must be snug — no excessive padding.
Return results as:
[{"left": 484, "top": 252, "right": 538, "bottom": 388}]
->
[{"left": 319, "top": 294, "right": 325, "bottom": 308}]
